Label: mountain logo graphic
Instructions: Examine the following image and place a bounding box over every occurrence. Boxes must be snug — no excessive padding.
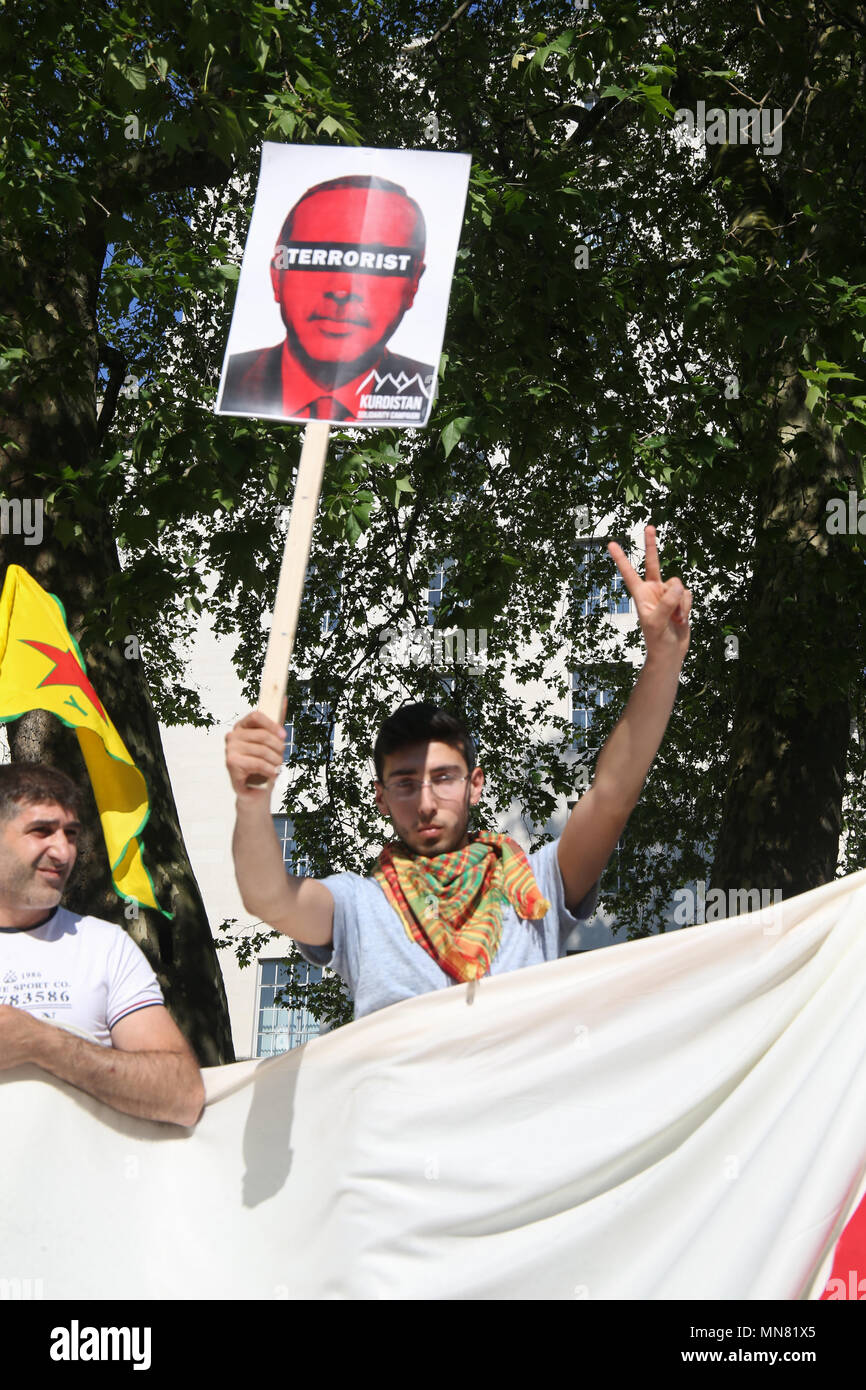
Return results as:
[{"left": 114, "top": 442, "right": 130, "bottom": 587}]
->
[{"left": 357, "top": 370, "right": 433, "bottom": 399}]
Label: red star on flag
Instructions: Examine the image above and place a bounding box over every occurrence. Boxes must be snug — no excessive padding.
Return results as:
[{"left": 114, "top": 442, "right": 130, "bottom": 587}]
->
[{"left": 22, "top": 640, "right": 107, "bottom": 722}]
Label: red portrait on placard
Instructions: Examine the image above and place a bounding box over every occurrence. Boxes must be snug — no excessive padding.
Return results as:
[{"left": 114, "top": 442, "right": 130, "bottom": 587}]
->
[{"left": 220, "top": 175, "right": 436, "bottom": 425}]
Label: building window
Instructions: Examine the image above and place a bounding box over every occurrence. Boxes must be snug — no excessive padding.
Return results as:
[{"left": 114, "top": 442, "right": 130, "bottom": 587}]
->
[
  {"left": 305, "top": 564, "right": 340, "bottom": 636},
  {"left": 272, "top": 815, "right": 311, "bottom": 877},
  {"left": 316, "top": 584, "right": 339, "bottom": 637},
  {"left": 575, "top": 541, "right": 631, "bottom": 616},
  {"left": 255, "top": 958, "right": 323, "bottom": 1056},
  {"left": 283, "top": 681, "right": 333, "bottom": 762},
  {"left": 427, "top": 558, "right": 454, "bottom": 626},
  {"left": 321, "top": 601, "right": 338, "bottom": 637},
  {"left": 571, "top": 671, "right": 614, "bottom": 750}
]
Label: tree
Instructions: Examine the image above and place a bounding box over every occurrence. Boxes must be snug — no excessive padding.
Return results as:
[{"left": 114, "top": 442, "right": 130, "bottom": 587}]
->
[
  {"left": 661, "top": 2, "right": 866, "bottom": 900},
  {"left": 0, "top": 0, "right": 359, "bottom": 1060},
  {"left": 217, "top": 1, "right": 865, "bottom": 1012},
  {"left": 5, "top": 1, "right": 865, "bottom": 1048}
]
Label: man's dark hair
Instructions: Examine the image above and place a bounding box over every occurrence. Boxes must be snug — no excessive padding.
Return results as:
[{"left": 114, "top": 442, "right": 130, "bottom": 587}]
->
[
  {"left": 0, "top": 764, "right": 83, "bottom": 823},
  {"left": 373, "top": 703, "right": 476, "bottom": 782},
  {"left": 276, "top": 175, "right": 427, "bottom": 259}
]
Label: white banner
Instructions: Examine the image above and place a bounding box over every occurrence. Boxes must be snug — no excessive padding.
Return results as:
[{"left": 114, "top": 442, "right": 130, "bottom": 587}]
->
[{"left": 1, "top": 866, "right": 865, "bottom": 1299}]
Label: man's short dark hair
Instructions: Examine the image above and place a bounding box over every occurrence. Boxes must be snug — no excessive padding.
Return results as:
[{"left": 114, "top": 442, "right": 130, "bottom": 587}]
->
[
  {"left": 276, "top": 175, "right": 427, "bottom": 259},
  {"left": 373, "top": 703, "right": 476, "bottom": 782},
  {"left": 0, "top": 764, "right": 83, "bottom": 823}
]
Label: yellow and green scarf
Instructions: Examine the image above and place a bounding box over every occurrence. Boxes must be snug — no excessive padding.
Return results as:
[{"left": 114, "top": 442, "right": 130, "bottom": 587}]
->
[{"left": 373, "top": 832, "right": 550, "bottom": 983}]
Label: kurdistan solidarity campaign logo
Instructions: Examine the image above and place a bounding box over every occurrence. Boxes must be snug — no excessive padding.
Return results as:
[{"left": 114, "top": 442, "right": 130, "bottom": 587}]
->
[{"left": 355, "top": 366, "right": 433, "bottom": 423}]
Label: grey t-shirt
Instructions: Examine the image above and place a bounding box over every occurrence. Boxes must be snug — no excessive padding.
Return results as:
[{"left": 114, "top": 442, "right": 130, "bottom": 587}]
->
[{"left": 295, "top": 836, "right": 600, "bottom": 1022}]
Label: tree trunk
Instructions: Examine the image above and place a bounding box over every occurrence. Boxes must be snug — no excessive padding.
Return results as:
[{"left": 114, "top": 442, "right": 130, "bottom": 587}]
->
[
  {"left": 711, "top": 361, "right": 860, "bottom": 901},
  {"left": 0, "top": 227, "right": 234, "bottom": 1064},
  {"left": 0, "top": 520, "right": 235, "bottom": 1064},
  {"left": 690, "top": 56, "right": 863, "bottom": 905}
]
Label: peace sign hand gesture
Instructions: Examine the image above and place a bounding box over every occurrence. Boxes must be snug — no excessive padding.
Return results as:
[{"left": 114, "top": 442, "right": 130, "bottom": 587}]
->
[{"left": 606, "top": 525, "right": 691, "bottom": 665}]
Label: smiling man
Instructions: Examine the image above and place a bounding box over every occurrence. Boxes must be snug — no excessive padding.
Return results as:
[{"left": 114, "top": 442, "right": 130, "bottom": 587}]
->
[
  {"left": 219, "top": 174, "right": 436, "bottom": 425},
  {"left": 0, "top": 764, "right": 204, "bottom": 1126},
  {"left": 226, "top": 527, "right": 692, "bottom": 1023}
]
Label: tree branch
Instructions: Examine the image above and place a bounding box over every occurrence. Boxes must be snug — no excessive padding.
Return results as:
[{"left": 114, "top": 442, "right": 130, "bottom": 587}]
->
[
  {"left": 98, "top": 142, "right": 233, "bottom": 206},
  {"left": 96, "top": 337, "right": 128, "bottom": 447},
  {"left": 401, "top": 0, "right": 471, "bottom": 51}
]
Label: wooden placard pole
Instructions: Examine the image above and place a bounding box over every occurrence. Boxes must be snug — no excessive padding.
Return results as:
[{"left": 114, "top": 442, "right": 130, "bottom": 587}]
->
[{"left": 246, "top": 420, "right": 330, "bottom": 788}]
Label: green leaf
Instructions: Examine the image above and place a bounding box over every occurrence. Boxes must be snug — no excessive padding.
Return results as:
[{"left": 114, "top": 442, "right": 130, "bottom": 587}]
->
[
  {"left": 122, "top": 64, "right": 148, "bottom": 91},
  {"left": 441, "top": 416, "right": 472, "bottom": 458},
  {"left": 271, "top": 111, "right": 298, "bottom": 136},
  {"left": 529, "top": 33, "right": 573, "bottom": 71}
]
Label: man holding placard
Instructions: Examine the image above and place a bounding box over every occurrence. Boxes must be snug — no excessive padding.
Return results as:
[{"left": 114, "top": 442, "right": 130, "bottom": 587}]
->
[
  {"left": 225, "top": 527, "right": 692, "bottom": 1022},
  {"left": 216, "top": 148, "right": 690, "bottom": 1021}
]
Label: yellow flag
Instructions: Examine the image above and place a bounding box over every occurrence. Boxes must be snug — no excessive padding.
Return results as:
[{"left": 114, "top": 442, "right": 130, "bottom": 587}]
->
[{"left": 0, "top": 564, "right": 168, "bottom": 917}]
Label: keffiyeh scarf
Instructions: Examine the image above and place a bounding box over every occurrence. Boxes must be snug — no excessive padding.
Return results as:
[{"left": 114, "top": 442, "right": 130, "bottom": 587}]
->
[{"left": 373, "top": 831, "right": 551, "bottom": 983}]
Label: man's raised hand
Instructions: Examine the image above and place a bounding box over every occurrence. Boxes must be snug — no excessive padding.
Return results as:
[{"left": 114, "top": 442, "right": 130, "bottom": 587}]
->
[{"left": 606, "top": 525, "right": 692, "bottom": 665}]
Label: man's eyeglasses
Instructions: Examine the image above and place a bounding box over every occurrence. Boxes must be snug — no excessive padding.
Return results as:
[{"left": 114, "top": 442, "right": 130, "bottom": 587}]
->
[{"left": 382, "top": 772, "right": 470, "bottom": 802}]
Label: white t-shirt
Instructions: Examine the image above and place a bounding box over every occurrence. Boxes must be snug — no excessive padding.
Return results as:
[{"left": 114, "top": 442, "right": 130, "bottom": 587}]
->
[
  {"left": 297, "top": 837, "right": 601, "bottom": 1021},
  {"left": 0, "top": 907, "right": 164, "bottom": 1047}
]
